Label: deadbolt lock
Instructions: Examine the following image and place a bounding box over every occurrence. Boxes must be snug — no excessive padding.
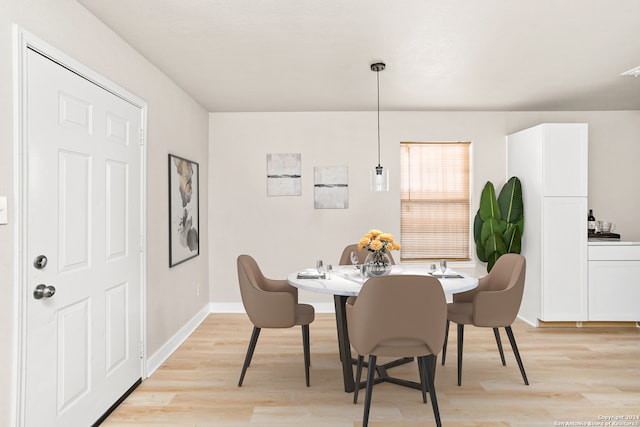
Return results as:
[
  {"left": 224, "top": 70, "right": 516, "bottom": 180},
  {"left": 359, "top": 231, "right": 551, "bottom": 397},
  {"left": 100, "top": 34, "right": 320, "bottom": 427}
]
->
[{"left": 33, "top": 255, "right": 48, "bottom": 270}]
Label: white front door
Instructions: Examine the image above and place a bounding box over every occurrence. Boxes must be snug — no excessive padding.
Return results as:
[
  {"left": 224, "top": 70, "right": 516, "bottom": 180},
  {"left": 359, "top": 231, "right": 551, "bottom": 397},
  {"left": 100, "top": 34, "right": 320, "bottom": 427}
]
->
[{"left": 24, "top": 48, "right": 143, "bottom": 427}]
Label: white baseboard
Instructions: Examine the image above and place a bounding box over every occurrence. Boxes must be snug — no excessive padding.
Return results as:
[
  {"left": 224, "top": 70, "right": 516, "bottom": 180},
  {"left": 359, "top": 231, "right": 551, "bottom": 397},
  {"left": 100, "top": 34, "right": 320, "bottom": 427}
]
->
[
  {"left": 146, "top": 301, "right": 336, "bottom": 376},
  {"left": 208, "top": 302, "right": 245, "bottom": 313},
  {"left": 517, "top": 314, "right": 539, "bottom": 327},
  {"left": 308, "top": 302, "right": 335, "bottom": 313},
  {"left": 209, "top": 302, "right": 335, "bottom": 314},
  {"left": 145, "top": 303, "right": 210, "bottom": 376}
]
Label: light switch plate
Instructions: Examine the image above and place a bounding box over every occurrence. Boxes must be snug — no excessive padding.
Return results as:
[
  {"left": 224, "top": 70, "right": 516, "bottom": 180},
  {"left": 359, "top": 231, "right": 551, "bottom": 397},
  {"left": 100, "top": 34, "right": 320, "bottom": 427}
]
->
[{"left": 0, "top": 196, "right": 7, "bottom": 224}]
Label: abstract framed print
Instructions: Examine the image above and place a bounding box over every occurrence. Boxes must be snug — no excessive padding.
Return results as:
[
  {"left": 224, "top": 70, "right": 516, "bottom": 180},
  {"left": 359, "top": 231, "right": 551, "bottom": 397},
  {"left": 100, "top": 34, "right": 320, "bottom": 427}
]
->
[{"left": 168, "top": 154, "right": 200, "bottom": 266}]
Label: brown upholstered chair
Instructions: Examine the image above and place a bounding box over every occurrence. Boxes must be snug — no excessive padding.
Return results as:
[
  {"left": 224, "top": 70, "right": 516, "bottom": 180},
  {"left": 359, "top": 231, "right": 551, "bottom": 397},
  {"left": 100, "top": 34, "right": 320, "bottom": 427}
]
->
[
  {"left": 338, "top": 243, "right": 395, "bottom": 266},
  {"left": 236, "top": 254, "right": 315, "bottom": 387},
  {"left": 346, "top": 275, "right": 446, "bottom": 427},
  {"left": 442, "top": 253, "right": 529, "bottom": 386}
]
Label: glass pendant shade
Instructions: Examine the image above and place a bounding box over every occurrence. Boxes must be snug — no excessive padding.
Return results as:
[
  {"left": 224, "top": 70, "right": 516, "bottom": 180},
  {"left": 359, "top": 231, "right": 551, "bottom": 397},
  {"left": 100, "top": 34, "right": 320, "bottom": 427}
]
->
[{"left": 371, "top": 165, "right": 389, "bottom": 192}]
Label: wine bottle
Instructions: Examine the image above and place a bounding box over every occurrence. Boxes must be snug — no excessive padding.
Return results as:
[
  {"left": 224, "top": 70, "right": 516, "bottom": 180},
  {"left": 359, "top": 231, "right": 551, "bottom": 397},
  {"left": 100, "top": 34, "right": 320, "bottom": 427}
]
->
[{"left": 588, "top": 209, "right": 596, "bottom": 233}]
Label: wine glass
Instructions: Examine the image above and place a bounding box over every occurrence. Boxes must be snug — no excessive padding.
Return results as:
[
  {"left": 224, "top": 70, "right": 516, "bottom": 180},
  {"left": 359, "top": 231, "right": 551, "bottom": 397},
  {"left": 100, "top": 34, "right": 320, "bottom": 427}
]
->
[
  {"left": 316, "top": 259, "right": 324, "bottom": 275},
  {"left": 360, "top": 264, "right": 368, "bottom": 280},
  {"left": 350, "top": 251, "right": 359, "bottom": 269},
  {"left": 318, "top": 263, "right": 327, "bottom": 278},
  {"left": 440, "top": 259, "right": 447, "bottom": 276}
]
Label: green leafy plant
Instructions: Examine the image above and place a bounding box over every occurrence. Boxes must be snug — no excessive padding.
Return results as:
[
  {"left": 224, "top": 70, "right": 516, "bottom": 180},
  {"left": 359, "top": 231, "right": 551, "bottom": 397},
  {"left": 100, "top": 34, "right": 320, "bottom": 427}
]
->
[{"left": 474, "top": 176, "right": 524, "bottom": 272}]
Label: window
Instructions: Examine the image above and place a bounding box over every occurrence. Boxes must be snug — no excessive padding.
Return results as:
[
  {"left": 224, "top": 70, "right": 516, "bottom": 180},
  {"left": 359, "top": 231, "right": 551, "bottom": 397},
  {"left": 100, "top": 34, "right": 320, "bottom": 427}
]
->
[{"left": 400, "top": 142, "right": 471, "bottom": 261}]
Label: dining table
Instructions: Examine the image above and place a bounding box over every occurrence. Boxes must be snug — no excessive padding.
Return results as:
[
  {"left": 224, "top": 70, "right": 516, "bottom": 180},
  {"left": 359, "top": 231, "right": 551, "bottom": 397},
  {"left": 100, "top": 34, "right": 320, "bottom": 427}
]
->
[{"left": 287, "top": 264, "right": 479, "bottom": 392}]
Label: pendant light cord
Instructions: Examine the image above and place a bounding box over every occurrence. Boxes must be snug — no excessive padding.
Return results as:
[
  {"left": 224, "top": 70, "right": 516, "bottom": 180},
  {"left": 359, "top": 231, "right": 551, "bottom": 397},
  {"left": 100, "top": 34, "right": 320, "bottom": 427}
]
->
[{"left": 376, "top": 69, "right": 381, "bottom": 167}]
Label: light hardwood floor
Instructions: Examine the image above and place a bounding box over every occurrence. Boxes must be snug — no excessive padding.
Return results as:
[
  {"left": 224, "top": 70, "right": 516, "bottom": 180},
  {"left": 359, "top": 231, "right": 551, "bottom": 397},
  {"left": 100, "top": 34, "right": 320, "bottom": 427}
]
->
[{"left": 103, "top": 314, "right": 640, "bottom": 426}]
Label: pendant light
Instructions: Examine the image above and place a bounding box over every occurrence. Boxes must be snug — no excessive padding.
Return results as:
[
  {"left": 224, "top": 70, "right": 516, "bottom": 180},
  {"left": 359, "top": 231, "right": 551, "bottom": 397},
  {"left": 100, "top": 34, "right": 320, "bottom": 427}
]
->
[{"left": 370, "top": 62, "right": 389, "bottom": 191}]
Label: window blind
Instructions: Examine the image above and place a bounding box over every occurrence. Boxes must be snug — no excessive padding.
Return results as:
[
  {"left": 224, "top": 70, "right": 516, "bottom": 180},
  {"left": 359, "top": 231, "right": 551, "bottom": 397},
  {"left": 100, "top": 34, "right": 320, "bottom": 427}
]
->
[{"left": 400, "top": 142, "right": 471, "bottom": 261}]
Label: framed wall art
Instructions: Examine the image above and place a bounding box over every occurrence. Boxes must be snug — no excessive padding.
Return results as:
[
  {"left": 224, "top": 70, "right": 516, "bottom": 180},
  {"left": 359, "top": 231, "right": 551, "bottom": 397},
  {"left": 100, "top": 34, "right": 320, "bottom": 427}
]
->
[
  {"left": 314, "top": 165, "right": 348, "bottom": 209},
  {"left": 267, "top": 153, "right": 301, "bottom": 196},
  {"left": 168, "top": 154, "right": 200, "bottom": 267}
]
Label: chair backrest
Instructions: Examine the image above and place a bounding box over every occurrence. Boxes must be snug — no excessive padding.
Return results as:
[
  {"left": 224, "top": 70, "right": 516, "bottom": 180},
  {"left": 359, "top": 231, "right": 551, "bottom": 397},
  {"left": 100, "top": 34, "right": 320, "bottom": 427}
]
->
[
  {"left": 237, "top": 254, "right": 296, "bottom": 328},
  {"left": 486, "top": 253, "right": 525, "bottom": 291},
  {"left": 338, "top": 243, "right": 396, "bottom": 265},
  {"left": 346, "top": 275, "right": 446, "bottom": 357},
  {"left": 473, "top": 253, "right": 526, "bottom": 326}
]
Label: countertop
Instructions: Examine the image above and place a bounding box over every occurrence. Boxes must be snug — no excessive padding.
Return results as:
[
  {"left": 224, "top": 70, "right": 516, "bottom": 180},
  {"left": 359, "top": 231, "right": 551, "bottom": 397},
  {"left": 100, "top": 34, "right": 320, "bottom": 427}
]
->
[{"left": 588, "top": 240, "right": 640, "bottom": 245}]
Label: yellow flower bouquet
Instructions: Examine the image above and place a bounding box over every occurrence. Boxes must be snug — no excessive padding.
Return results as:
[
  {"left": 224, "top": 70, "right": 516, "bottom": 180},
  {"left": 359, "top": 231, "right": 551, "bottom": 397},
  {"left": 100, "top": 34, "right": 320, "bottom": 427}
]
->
[
  {"left": 358, "top": 229, "right": 401, "bottom": 253},
  {"left": 357, "top": 229, "right": 400, "bottom": 276}
]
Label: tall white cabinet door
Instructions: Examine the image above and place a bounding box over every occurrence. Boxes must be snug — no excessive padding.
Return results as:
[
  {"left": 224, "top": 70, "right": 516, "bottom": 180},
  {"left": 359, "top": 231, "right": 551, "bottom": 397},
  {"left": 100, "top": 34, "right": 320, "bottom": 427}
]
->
[
  {"left": 543, "top": 124, "right": 588, "bottom": 197},
  {"left": 541, "top": 197, "right": 588, "bottom": 321}
]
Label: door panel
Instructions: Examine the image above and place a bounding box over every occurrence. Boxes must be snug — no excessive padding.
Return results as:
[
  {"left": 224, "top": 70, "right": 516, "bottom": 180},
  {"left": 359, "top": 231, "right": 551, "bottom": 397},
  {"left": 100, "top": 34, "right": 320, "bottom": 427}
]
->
[
  {"left": 106, "top": 160, "right": 128, "bottom": 259},
  {"left": 106, "top": 282, "right": 129, "bottom": 374},
  {"left": 59, "top": 151, "right": 91, "bottom": 271},
  {"left": 59, "top": 91, "right": 92, "bottom": 132},
  {"left": 57, "top": 299, "right": 90, "bottom": 412},
  {"left": 25, "top": 48, "right": 143, "bottom": 427},
  {"left": 106, "top": 113, "right": 129, "bottom": 144}
]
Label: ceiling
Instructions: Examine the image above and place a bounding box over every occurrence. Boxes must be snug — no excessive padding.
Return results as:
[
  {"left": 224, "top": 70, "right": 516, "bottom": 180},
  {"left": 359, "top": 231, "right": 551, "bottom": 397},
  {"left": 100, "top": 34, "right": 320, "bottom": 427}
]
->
[{"left": 77, "top": 0, "right": 640, "bottom": 112}]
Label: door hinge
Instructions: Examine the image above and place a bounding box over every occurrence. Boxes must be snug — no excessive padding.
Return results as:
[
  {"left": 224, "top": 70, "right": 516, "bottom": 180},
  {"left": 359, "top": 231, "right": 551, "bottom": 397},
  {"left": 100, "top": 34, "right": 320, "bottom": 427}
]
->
[
  {"left": 139, "top": 234, "right": 144, "bottom": 253},
  {"left": 139, "top": 342, "right": 144, "bottom": 359},
  {"left": 139, "top": 128, "right": 144, "bottom": 145}
]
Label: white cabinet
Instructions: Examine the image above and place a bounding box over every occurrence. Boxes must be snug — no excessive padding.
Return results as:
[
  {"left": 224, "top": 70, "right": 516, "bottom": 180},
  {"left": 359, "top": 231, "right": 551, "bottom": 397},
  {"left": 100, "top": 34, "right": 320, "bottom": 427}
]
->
[
  {"left": 507, "top": 123, "right": 588, "bottom": 325},
  {"left": 588, "top": 244, "right": 640, "bottom": 321},
  {"left": 542, "top": 198, "right": 588, "bottom": 321},
  {"left": 541, "top": 124, "right": 588, "bottom": 197}
]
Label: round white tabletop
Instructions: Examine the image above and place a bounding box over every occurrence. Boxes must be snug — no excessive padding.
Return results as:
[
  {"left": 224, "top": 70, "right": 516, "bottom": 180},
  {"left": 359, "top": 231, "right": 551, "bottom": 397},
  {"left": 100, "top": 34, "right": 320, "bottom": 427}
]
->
[{"left": 287, "top": 265, "right": 478, "bottom": 297}]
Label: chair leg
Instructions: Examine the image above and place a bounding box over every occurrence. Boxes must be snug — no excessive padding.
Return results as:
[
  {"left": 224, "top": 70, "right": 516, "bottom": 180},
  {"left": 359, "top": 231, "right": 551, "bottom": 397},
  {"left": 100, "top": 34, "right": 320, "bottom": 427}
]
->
[
  {"left": 505, "top": 326, "right": 529, "bottom": 385},
  {"left": 302, "top": 324, "right": 311, "bottom": 387},
  {"left": 441, "top": 319, "right": 450, "bottom": 365},
  {"left": 354, "top": 355, "right": 364, "bottom": 404},
  {"left": 238, "top": 326, "right": 261, "bottom": 387},
  {"left": 425, "top": 354, "right": 442, "bottom": 427},
  {"left": 417, "top": 356, "right": 428, "bottom": 403},
  {"left": 457, "top": 323, "right": 464, "bottom": 386},
  {"left": 362, "top": 355, "right": 377, "bottom": 427},
  {"left": 493, "top": 327, "right": 506, "bottom": 366},
  {"left": 430, "top": 354, "right": 438, "bottom": 382}
]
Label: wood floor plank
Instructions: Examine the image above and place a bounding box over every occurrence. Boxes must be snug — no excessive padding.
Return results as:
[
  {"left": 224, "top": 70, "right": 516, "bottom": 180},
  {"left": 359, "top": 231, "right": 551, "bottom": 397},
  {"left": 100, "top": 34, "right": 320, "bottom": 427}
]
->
[{"left": 103, "top": 314, "right": 640, "bottom": 426}]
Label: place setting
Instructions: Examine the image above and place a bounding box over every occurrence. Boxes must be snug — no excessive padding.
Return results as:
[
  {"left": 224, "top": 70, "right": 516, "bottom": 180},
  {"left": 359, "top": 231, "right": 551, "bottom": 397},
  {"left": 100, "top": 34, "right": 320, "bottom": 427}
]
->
[{"left": 427, "top": 260, "right": 465, "bottom": 279}]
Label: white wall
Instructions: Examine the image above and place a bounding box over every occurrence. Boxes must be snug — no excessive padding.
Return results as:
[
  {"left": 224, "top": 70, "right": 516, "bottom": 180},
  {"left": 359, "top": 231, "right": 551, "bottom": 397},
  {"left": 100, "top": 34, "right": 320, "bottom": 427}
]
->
[
  {"left": 209, "top": 111, "right": 505, "bottom": 305},
  {"left": 209, "top": 110, "right": 640, "bottom": 307},
  {"left": 0, "top": 1, "right": 209, "bottom": 425}
]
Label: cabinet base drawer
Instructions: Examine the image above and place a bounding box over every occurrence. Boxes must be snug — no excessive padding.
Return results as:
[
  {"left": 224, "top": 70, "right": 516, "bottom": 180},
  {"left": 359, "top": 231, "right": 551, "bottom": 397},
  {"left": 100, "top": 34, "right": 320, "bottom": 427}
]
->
[{"left": 588, "top": 244, "right": 640, "bottom": 260}]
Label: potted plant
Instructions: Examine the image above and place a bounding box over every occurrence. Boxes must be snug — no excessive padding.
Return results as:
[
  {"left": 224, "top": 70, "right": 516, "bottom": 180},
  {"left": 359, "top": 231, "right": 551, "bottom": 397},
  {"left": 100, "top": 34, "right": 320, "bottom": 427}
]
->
[{"left": 474, "top": 176, "right": 524, "bottom": 272}]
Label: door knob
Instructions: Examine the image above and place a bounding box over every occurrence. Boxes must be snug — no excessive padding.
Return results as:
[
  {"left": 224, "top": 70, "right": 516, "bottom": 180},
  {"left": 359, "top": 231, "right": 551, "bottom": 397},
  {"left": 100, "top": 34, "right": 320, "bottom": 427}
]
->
[{"left": 33, "top": 284, "right": 56, "bottom": 300}]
